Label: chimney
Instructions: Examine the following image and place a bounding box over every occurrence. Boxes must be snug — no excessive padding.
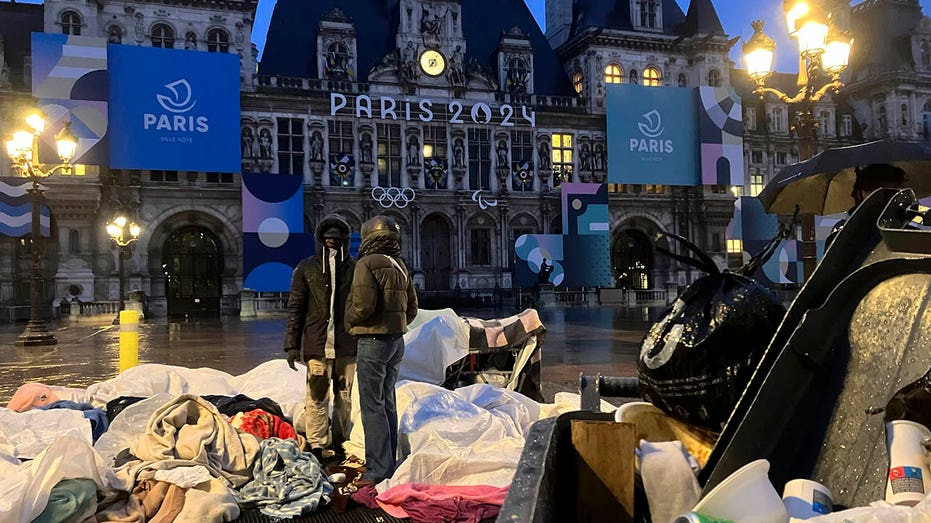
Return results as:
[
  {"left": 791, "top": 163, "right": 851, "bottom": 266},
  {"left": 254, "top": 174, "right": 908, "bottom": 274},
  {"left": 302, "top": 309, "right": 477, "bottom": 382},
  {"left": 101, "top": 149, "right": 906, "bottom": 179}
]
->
[{"left": 546, "top": 0, "right": 573, "bottom": 48}]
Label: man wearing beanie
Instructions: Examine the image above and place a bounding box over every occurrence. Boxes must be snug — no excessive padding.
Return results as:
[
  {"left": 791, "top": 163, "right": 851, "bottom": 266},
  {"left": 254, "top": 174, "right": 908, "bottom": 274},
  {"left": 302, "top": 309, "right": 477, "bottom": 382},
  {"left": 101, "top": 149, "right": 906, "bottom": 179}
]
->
[
  {"left": 283, "top": 214, "right": 357, "bottom": 464},
  {"left": 345, "top": 214, "right": 418, "bottom": 484}
]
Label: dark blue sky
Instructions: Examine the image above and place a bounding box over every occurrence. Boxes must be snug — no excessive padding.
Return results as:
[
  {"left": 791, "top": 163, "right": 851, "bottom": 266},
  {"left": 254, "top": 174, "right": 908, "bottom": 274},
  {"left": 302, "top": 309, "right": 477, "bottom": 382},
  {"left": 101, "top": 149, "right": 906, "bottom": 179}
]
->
[{"left": 250, "top": 0, "right": 931, "bottom": 73}]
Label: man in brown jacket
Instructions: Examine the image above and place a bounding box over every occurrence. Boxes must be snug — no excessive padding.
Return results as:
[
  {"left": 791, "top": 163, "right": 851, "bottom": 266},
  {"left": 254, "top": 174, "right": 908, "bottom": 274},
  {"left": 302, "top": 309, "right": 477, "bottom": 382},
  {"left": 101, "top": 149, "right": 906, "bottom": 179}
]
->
[{"left": 345, "top": 215, "right": 418, "bottom": 484}]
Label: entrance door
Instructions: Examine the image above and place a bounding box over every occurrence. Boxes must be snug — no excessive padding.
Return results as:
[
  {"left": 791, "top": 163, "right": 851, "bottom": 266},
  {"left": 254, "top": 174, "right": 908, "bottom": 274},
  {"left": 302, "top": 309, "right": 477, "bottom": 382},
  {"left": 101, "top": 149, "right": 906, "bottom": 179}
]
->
[
  {"left": 612, "top": 229, "right": 654, "bottom": 290},
  {"left": 163, "top": 227, "right": 223, "bottom": 318},
  {"left": 420, "top": 215, "right": 451, "bottom": 290}
]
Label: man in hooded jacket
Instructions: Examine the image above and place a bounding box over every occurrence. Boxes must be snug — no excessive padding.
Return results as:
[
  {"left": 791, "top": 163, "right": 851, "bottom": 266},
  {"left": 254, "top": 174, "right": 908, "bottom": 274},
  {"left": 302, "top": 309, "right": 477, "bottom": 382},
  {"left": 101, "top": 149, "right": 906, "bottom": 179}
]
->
[
  {"left": 345, "top": 215, "right": 418, "bottom": 484},
  {"left": 284, "top": 214, "right": 357, "bottom": 462}
]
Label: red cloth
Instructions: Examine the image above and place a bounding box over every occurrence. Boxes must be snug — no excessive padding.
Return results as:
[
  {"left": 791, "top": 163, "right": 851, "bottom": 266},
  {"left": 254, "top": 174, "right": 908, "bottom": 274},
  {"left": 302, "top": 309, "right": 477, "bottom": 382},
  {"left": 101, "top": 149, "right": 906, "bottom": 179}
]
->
[
  {"left": 229, "top": 409, "right": 298, "bottom": 441},
  {"left": 365, "top": 483, "right": 509, "bottom": 523}
]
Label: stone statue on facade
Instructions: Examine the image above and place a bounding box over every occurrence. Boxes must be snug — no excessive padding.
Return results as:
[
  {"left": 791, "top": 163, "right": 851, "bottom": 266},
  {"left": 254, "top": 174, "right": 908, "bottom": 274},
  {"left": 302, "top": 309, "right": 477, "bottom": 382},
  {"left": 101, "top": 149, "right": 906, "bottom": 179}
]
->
[
  {"left": 309, "top": 131, "right": 324, "bottom": 162},
  {"left": 421, "top": 6, "right": 447, "bottom": 37},
  {"left": 134, "top": 12, "right": 145, "bottom": 43},
  {"left": 580, "top": 143, "right": 592, "bottom": 171},
  {"left": 539, "top": 140, "right": 551, "bottom": 170},
  {"left": 235, "top": 22, "right": 245, "bottom": 51},
  {"left": 496, "top": 140, "right": 508, "bottom": 168},
  {"left": 593, "top": 143, "right": 605, "bottom": 171},
  {"left": 448, "top": 45, "right": 466, "bottom": 90},
  {"left": 360, "top": 133, "right": 373, "bottom": 164},
  {"left": 241, "top": 127, "right": 256, "bottom": 159},
  {"left": 407, "top": 135, "right": 420, "bottom": 166},
  {"left": 258, "top": 128, "right": 273, "bottom": 159},
  {"left": 453, "top": 138, "right": 465, "bottom": 168},
  {"left": 184, "top": 32, "right": 197, "bottom": 50}
]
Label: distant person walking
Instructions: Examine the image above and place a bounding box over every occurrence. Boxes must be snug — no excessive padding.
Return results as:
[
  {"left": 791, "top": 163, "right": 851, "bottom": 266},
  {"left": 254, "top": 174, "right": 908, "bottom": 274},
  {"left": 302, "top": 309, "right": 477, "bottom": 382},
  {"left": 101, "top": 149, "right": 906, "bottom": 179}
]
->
[
  {"left": 344, "top": 215, "right": 418, "bottom": 484},
  {"left": 283, "top": 215, "right": 357, "bottom": 463}
]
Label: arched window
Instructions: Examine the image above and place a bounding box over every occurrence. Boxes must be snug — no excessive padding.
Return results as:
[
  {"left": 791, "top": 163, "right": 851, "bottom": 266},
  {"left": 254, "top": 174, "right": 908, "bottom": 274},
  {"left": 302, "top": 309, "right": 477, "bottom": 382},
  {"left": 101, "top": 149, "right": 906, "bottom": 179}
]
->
[
  {"left": 107, "top": 25, "right": 122, "bottom": 44},
  {"left": 643, "top": 66, "right": 662, "bottom": 87},
  {"left": 707, "top": 69, "right": 721, "bottom": 87},
  {"left": 572, "top": 70, "right": 583, "bottom": 95},
  {"left": 922, "top": 41, "right": 931, "bottom": 67},
  {"left": 60, "top": 11, "right": 82, "bottom": 36},
  {"left": 604, "top": 64, "right": 623, "bottom": 84},
  {"left": 902, "top": 103, "right": 910, "bottom": 127},
  {"left": 325, "top": 41, "right": 351, "bottom": 79},
  {"left": 629, "top": 69, "right": 638, "bottom": 84},
  {"left": 206, "top": 28, "right": 229, "bottom": 53},
  {"left": 507, "top": 57, "right": 530, "bottom": 94},
  {"left": 151, "top": 23, "right": 175, "bottom": 49},
  {"left": 69, "top": 230, "right": 80, "bottom": 254},
  {"left": 677, "top": 73, "right": 688, "bottom": 87}
]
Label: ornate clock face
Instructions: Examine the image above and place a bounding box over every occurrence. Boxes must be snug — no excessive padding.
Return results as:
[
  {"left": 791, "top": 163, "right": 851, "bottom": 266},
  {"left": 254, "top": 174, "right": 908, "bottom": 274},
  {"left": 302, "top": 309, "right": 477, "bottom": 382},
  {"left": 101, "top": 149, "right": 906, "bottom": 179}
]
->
[{"left": 419, "top": 50, "right": 446, "bottom": 77}]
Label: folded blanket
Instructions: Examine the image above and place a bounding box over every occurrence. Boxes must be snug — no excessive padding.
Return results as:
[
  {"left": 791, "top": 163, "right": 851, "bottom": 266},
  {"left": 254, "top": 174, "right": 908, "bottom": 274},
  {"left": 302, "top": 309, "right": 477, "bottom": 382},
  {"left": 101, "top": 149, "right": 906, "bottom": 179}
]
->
[
  {"left": 240, "top": 437, "right": 332, "bottom": 518},
  {"left": 31, "top": 478, "right": 98, "bottom": 523},
  {"left": 354, "top": 483, "right": 509, "bottom": 523},
  {"left": 462, "top": 308, "right": 545, "bottom": 349},
  {"left": 130, "top": 394, "right": 259, "bottom": 487},
  {"left": 93, "top": 479, "right": 186, "bottom": 522}
]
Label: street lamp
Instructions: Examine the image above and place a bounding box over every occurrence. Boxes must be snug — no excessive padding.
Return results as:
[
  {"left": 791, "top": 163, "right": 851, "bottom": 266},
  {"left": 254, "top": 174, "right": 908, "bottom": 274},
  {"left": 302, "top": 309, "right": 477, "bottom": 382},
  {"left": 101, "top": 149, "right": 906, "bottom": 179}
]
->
[
  {"left": 4, "top": 113, "right": 78, "bottom": 346},
  {"left": 742, "top": 3, "right": 852, "bottom": 279},
  {"left": 106, "top": 215, "right": 141, "bottom": 325}
]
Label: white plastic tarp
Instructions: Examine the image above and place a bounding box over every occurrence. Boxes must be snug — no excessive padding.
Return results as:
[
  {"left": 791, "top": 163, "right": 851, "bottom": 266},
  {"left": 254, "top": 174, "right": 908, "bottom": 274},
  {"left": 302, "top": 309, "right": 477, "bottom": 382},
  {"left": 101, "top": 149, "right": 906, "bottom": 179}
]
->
[
  {"left": 0, "top": 408, "right": 92, "bottom": 460},
  {"left": 398, "top": 308, "right": 470, "bottom": 384}
]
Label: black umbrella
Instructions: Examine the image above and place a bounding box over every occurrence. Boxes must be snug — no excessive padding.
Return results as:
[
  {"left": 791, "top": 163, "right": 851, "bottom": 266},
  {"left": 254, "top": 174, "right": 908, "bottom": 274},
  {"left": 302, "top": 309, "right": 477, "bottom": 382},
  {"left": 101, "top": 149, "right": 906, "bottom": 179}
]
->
[{"left": 757, "top": 139, "right": 931, "bottom": 215}]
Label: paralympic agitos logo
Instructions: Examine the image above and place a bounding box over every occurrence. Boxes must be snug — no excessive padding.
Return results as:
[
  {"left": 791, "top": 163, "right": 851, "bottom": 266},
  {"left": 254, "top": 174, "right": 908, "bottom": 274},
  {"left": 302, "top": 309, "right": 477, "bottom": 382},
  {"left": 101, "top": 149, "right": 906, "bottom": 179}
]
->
[{"left": 143, "top": 79, "right": 209, "bottom": 133}]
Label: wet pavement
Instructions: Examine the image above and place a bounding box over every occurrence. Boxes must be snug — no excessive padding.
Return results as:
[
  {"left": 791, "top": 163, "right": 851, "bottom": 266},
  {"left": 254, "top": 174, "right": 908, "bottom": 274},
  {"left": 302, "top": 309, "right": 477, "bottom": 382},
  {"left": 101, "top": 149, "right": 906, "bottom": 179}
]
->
[{"left": 0, "top": 306, "right": 657, "bottom": 405}]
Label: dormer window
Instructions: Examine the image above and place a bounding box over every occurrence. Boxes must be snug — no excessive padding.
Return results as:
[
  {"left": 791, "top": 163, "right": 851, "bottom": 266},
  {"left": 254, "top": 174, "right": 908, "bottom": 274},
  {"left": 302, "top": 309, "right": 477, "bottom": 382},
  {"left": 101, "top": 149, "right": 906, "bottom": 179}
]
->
[
  {"left": 921, "top": 41, "right": 930, "bottom": 67},
  {"left": 707, "top": 69, "right": 721, "bottom": 87},
  {"left": 506, "top": 57, "right": 530, "bottom": 94},
  {"left": 325, "top": 41, "right": 351, "bottom": 80},
  {"left": 572, "top": 70, "right": 583, "bottom": 95},
  {"left": 61, "top": 10, "right": 82, "bottom": 36},
  {"left": 635, "top": 1, "right": 661, "bottom": 30}
]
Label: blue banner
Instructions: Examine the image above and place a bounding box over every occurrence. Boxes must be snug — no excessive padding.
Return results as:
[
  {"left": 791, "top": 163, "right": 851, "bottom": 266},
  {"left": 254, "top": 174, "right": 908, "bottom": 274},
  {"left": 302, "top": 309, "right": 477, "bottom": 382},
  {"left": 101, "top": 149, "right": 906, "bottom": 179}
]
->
[
  {"left": 607, "top": 84, "right": 699, "bottom": 186},
  {"left": 108, "top": 45, "right": 240, "bottom": 172},
  {"left": 0, "top": 178, "right": 50, "bottom": 238}
]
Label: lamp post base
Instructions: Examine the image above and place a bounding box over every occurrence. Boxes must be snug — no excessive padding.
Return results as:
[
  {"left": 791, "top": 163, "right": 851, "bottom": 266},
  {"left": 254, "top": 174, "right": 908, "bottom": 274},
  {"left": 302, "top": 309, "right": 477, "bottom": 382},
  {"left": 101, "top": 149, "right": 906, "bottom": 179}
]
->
[
  {"left": 112, "top": 315, "right": 120, "bottom": 325},
  {"left": 15, "top": 320, "right": 57, "bottom": 346}
]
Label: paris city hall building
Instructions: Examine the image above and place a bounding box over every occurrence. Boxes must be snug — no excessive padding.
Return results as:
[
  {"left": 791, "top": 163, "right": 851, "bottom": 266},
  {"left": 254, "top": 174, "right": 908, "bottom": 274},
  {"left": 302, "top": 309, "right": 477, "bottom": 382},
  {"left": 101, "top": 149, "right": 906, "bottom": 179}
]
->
[{"left": 0, "top": 0, "right": 862, "bottom": 318}]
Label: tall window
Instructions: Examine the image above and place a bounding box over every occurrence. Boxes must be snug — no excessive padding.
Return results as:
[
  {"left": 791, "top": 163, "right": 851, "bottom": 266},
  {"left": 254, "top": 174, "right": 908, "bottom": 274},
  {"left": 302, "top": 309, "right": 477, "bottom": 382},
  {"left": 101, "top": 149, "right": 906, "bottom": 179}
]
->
[
  {"left": 841, "top": 114, "right": 853, "bottom": 137},
  {"left": 745, "top": 107, "right": 757, "bottom": 131},
  {"left": 422, "top": 126, "right": 447, "bottom": 164},
  {"left": 629, "top": 69, "right": 638, "bottom": 84},
  {"left": 818, "top": 110, "right": 832, "bottom": 136},
  {"left": 552, "top": 134, "right": 573, "bottom": 187},
  {"left": 276, "top": 118, "right": 304, "bottom": 175},
  {"left": 150, "top": 170, "right": 179, "bottom": 182},
  {"left": 640, "top": 0, "right": 658, "bottom": 28},
  {"left": 206, "top": 28, "right": 229, "bottom": 53},
  {"left": 643, "top": 66, "right": 661, "bottom": 87},
  {"left": 468, "top": 129, "right": 491, "bottom": 190},
  {"left": 604, "top": 64, "right": 623, "bottom": 84},
  {"left": 377, "top": 123, "right": 402, "bottom": 187},
  {"left": 707, "top": 69, "right": 721, "bottom": 87},
  {"left": 470, "top": 228, "right": 491, "bottom": 266},
  {"left": 749, "top": 172, "right": 765, "bottom": 197},
  {"left": 922, "top": 41, "right": 931, "bottom": 67},
  {"left": 510, "top": 130, "right": 534, "bottom": 192},
  {"left": 69, "top": 230, "right": 80, "bottom": 254},
  {"left": 751, "top": 150, "right": 763, "bottom": 164},
  {"left": 328, "top": 120, "right": 354, "bottom": 157},
  {"left": 677, "top": 73, "right": 688, "bottom": 87},
  {"left": 776, "top": 151, "right": 788, "bottom": 165},
  {"left": 151, "top": 23, "right": 175, "bottom": 49},
  {"left": 572, "top": 70, "right": 583, "bottom": 95},
  {"left": 769, "top": 106, "right": 786, "bottom": 133},
  {"left": 507, "top": 57, "right": 530, "bottom": 93},
  {"left": 901, "top": 103, "right": 910, "bottom": 128},
  {"left": 61, "top": 11, "right": 82, "bottom": 36},
  {"left": 727, "top": 239, "right": 743, "bottom": 254},
  {"left": 878, "top": 104, "right": 887, "bottom": 133}
]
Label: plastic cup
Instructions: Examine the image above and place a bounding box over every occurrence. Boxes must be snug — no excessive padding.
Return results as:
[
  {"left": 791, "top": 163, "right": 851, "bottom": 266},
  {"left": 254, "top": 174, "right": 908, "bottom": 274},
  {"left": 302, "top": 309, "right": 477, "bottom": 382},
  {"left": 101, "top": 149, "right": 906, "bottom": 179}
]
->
[
  {"left": 885, "top": 420, "right": 931, "bottom": 506},
  {"left": 693, "top": 459, "right": 788, "bottom": 523},
  {"left": 782, "top": 479, "right": 833, "bottom": 519}
]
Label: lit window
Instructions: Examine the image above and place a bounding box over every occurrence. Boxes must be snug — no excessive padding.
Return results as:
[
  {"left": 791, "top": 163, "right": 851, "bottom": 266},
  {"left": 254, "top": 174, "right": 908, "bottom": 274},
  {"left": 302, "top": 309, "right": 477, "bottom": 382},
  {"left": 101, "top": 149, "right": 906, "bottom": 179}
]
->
[
  {"left": 643, "top": 66, "right": 661, "bottom": 87},
  {"left": 61, "top": 11, "right": 82, "bottom": 36},
  {"left": 151, "top": 23, "right": 175, "bottom": 49},
  {"left": 727, "top": 239, "right": 743, "bottom": 254},
  {"left": 552, "top": 134, "right": 573, "bottom": 187},
  {"left": 206, "top": 28, "right": 229, "bottom": 53},
  {"left": 604, "top": 64, "right": 623, "bottom": 84},
  {"left": 749, "top": 172, "right": 765, "bottom": 196},
  {"left": 572, "top": 70, "right": 583, "bottom": 95}
]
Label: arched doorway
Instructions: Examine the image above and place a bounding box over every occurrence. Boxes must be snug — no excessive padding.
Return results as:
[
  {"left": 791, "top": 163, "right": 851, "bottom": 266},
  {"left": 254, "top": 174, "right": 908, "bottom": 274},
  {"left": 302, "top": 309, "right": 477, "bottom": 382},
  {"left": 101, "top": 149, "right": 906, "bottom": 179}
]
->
[
  {"left": 612, "top": 229, "right": 654, "bottom": 289},
  {"left": 163, "top": 227, "right": 223, "bottom": 318},
  {"left": 421, "top": 214, "right": 452, "bottom": 290}
]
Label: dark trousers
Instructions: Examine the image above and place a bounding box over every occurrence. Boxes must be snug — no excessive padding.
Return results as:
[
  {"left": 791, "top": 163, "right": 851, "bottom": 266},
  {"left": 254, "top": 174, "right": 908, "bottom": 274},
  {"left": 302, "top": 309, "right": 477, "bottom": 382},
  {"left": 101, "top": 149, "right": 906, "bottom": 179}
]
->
[{"left": 356, "top": 335, "right": 405, "bottom": 482}]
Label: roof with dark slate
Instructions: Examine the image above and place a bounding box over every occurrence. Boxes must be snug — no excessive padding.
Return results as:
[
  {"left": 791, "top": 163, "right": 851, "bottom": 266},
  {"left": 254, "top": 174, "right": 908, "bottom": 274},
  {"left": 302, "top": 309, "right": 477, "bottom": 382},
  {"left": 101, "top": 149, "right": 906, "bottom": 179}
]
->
[
  {"left": 567, "top": 0, "right": 689, "bottom": 38},
  {"left": 849, "top": 0, "right": 924, "bottom": 81},
  {"left": 679, "top": 0, "right": 724, "bottom": 36},
  {"left": 0, "top": 1, "right": 44, "bottom": 92},
  {"left": 259, "top": 0, "right": 575, "bottom": 96}
]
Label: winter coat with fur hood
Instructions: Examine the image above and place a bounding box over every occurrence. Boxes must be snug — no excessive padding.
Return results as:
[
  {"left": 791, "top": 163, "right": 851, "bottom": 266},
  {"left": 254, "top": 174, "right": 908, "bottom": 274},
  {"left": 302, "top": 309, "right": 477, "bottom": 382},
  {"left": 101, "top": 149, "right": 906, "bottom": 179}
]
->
[{"left": 283, "top": 215, "right": 357, "bottom": 359}]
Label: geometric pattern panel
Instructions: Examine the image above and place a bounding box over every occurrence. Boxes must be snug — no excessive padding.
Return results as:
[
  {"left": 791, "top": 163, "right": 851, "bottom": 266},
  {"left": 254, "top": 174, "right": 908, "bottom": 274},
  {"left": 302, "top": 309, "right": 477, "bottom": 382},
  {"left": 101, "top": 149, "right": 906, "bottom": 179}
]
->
[
  {"left": 698, "top": 86, "right": 744, "bottom": 186},
  {"left": 242, "top": 173, "right": 307, "bottom": 291}
]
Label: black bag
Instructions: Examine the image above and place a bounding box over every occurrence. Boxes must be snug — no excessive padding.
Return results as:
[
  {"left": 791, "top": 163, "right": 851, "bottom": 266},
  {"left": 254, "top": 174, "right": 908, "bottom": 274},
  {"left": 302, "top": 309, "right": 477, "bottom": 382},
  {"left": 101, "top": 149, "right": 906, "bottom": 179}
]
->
[{"left": 638, "top": 232, "right": 788, "bottom": 432}]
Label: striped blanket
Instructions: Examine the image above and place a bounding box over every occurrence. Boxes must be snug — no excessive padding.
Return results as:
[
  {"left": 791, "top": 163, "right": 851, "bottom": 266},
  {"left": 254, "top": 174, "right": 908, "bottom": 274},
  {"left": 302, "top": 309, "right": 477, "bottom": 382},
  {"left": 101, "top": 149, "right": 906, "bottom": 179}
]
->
[{"left": 462, "top": 308, "right": 546, "bottom": 350}]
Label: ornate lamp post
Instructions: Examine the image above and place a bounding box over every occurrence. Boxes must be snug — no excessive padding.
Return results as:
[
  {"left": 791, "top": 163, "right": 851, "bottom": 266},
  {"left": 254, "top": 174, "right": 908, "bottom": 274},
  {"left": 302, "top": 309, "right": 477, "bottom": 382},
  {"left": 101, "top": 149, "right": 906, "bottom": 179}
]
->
[
  {"left": 742, "top": 1, "right": 852, "bottom": 279},
  {"left": 5, "top": 113, "right": 78, "bottom": 346},
  {"left": 105, "top": 215, "right": 141, "bottom": 325}
]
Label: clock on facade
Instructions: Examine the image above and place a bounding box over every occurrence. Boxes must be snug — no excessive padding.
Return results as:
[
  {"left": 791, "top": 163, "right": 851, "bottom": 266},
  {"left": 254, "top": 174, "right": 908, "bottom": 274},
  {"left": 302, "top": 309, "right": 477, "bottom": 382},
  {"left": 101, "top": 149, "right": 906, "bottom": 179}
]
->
[{"left": 419, "top": 49, "right": 446, "bottom": 76}]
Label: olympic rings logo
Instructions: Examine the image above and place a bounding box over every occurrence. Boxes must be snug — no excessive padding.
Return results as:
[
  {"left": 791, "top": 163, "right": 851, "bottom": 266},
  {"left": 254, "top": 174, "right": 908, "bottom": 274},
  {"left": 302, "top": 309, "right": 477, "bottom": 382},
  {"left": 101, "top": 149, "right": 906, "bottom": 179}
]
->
[{"left": 372, "top": 186, "right": 416, "bottom": 209}]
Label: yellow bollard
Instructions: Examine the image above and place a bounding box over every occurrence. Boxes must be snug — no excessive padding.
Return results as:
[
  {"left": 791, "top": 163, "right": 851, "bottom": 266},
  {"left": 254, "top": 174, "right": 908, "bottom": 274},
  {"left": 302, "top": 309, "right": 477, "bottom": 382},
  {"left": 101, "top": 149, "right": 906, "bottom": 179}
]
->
[{"left": 119, "top": 310, "right": 140, "bottom": 372}]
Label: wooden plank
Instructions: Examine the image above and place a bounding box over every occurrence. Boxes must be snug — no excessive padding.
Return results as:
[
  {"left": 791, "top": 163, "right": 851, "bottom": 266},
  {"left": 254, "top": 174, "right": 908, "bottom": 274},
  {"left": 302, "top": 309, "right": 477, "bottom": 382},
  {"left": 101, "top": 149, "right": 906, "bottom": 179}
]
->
[{"left": 571, "top": 420, "right": 636, "bottom": 523}]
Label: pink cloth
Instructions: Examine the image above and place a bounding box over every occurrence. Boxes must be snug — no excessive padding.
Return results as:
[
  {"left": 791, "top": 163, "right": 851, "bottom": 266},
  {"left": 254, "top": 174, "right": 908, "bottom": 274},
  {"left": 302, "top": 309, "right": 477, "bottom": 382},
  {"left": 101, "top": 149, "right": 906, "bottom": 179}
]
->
[
  {"left": 6, "top": 383, "right": 60, "bottom": 412},
  {"left": 371, "top": 483, "right": 510, "bottom": 523}
]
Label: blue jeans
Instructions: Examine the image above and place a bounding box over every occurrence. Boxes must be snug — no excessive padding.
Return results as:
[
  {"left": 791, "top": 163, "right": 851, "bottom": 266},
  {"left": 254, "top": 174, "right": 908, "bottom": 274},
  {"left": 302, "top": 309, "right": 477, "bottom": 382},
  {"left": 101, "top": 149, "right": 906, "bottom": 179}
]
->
[{"left": 356, "top": 335, "right": 405, "bottom": 482}]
